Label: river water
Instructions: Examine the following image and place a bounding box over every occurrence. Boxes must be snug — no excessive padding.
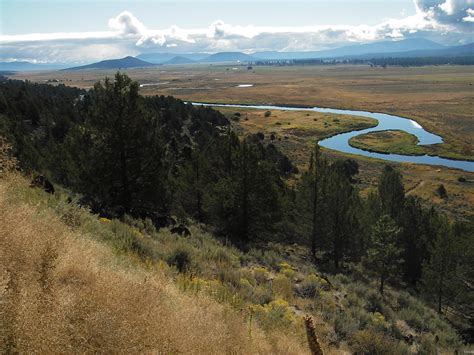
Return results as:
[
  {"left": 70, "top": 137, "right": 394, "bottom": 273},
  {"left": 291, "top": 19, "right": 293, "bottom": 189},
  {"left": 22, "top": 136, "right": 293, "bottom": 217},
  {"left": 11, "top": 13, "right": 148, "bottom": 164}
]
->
[{"left": 191, "top": 102, "right": 474, "bottom": 172}]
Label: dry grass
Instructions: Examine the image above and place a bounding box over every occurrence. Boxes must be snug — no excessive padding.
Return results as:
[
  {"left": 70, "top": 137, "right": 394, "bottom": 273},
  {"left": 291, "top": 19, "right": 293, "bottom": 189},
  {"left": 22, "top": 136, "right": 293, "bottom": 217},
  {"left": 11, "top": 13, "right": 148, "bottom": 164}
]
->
[{"left": 0, "top": 173, "right": 307, "bottom": 354}]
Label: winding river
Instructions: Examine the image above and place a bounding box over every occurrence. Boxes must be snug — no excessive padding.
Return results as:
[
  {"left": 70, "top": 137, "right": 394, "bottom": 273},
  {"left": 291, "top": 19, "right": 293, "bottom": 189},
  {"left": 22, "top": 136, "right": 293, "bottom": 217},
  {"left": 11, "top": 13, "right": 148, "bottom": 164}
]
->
[{"left": 192, "top": 103, "right": 474, "bottom": 173}]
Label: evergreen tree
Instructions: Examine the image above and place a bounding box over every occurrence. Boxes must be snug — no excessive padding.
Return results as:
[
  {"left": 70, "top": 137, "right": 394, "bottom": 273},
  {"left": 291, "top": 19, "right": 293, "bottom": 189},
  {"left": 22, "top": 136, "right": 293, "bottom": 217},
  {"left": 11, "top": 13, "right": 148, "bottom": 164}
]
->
[
  {"left": 366, "top": 215, "right": 403, "bottom": 295},
  {"left": 421, "top": 219, "right": 460, "bottom": 314},
  {"left": 378, "top": 165, "right": 405, "bottom": 220},
  {"left": 77, "top": 72, "right": 169, "bottom": 216}
]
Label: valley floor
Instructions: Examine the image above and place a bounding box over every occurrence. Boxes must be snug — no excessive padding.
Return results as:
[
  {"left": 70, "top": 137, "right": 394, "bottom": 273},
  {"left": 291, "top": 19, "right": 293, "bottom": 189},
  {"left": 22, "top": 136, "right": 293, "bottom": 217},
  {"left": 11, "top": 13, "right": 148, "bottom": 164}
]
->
[{"left": 12, "top": 65, "right": 474, "bottom": 219}]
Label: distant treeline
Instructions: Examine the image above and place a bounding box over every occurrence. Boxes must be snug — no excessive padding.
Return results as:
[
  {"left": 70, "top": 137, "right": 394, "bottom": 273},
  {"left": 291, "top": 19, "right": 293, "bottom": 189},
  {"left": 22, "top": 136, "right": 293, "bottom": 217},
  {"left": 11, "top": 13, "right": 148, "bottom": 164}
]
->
[
  {"left": 251, "top": 56, "right": 474, "bottom": 67},
  {"left": 0, "top": 74, "right": 472, "bottom": 340}
]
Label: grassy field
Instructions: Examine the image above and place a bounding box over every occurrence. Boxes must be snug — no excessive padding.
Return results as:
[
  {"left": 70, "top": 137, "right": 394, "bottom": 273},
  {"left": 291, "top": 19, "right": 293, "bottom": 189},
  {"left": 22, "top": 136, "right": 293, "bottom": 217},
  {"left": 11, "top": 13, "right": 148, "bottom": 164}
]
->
[
  {"left": 10, "top": 64, "right": 474, "bottom": 217},
  {"left": 350, "top": 130, "right": 425, "bottom": 155}
]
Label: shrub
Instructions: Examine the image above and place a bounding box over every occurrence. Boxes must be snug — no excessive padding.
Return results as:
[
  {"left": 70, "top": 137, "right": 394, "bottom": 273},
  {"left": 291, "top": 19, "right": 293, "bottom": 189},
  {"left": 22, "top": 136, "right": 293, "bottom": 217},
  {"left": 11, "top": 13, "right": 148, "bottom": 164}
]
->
[
  {"left": 334, "top": 312, "right": 360, "bottom": 340},
  {"left": 272, "top": 274, "right": 293, "bottom": 301},
  {"left": 167, "top": 246, "right": 193, "bottom": 273},
  {"left": 251, "top": 285, "right": 273, "bottom": 305},
  {"left": 264, "top": 110, "right": 272, "bottom": 117},
  {"left": 250, "top": 299, "right": 293, "bottom": 329},
  {"left": 366, "top": 289, "right": 384, "bottom": 313},
  {"left": 458, "top": 176, "right": 466, "bottom": 182},
  {"left": 351, "top": 329, "right": 409, "bottom": 355},
  {"left": 278, "top": 262, "right": 296, "bottom": 278},
  {"left": 218, "top": 267, "right": 241, "bottom": 288},
  {"left": 110, "top": 221, "right": 153, "bottom": 259},
  {"left": 436, "top": 184, "right": 448, "bottom": 198},
  {"left": 253, "top": 267, "right": 268, "bottom": 284},
  {"left": 398, "top": 307, "right": 425, "bottom": 331},
  {"left": 298, "top": 274, "right": 329, "bottom": 299}
]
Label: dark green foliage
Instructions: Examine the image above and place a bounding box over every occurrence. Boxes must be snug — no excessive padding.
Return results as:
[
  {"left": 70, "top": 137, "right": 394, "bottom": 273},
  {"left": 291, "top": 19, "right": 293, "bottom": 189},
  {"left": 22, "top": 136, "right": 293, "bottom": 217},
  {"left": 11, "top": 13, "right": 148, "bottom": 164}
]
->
[
  {"left": 378, "top": 165, "right": 405, "bottom": 220},
  {"left": 437, "top": 184, "right": 448, "bottom": 199},
  {"left": 75, "top": 73, "right": 169, "bottom": 215},
  {"left": 366, "top": 215, "right": 403, "bottom": 294}
]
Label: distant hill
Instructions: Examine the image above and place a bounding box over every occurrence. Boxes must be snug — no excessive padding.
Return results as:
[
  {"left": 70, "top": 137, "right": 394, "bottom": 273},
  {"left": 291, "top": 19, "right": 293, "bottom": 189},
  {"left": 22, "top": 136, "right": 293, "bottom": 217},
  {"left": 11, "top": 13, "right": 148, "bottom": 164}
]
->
[
  {"left": 353, "top": 42, "right": 474, "bottom": 59},
  {"left": 252, "top": 39, "right": 447, "bottom": 60},
  {"left": 137, "top": 52, "right": 208, "bottom": 64},
  {"left": 202, "top": 52, "right": 256, "bottom": 63},
  {"left": 163, "top": 56, "right": 196, "bottom": 65},
  {"left": 64, "top": 56, "right": 156, "bottom": 71},
  {"left": 0, "top": 61, "right": 67, "bottom": 71}
]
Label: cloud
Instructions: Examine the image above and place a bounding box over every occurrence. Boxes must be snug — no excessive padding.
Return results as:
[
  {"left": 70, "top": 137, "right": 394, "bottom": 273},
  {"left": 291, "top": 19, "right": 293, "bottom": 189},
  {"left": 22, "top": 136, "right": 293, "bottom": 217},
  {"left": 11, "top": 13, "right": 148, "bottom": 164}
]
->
[
  {"left": 463, "top": 7, "right": 474, "bottom": 21},
  {"left": 108, "top": 11, "right": 146, "bottom": 36},
  {"left": 414, "top": 0, "right": 474, "bottom": 27},
  {"left": 0, "top": 0, "right": 472, "bottom": 64}
]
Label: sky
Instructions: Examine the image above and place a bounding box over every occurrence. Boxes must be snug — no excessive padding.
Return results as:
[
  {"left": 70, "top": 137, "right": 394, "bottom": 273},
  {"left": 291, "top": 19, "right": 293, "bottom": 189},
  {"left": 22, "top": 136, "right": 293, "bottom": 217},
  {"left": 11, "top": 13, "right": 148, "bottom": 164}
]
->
[{"left": 0, "top": 0, "right": 473, "bottom": 64}]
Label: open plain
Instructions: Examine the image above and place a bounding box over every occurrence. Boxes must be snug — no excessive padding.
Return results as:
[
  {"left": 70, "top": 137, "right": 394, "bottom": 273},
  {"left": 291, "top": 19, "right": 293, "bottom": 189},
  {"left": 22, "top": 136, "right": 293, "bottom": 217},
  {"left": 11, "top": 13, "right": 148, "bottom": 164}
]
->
[{"left": 11, "top": 64, "right": 474, "bottom": 218}]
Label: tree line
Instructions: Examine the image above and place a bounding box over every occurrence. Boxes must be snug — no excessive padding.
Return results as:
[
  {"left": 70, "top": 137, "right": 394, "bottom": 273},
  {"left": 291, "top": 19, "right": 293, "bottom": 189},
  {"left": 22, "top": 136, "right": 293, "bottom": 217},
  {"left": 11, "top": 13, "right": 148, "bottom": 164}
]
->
[
  {"left": 0, "top": 73, "right": 472, "bottom": 340},
  {"left": 251, "top": 56, "right": 474, "bottom": 67}
]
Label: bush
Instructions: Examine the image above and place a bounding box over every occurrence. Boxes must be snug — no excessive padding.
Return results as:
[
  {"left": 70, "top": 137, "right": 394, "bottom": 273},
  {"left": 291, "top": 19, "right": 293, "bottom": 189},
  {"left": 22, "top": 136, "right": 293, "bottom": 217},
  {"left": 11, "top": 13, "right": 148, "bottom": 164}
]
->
[
  {"left": 251, "top": 285, "right": 273, "bottom": 305},
  {"left": 253, "top": 267, "right": 268, "bottom": 284},
  {"left": 167, "top": 246, "right": 193, "bottom": 273},
  {"left": 351, "top": 329, "right": 409, "bottom": 355},
  {"left": 264, "top": 110, "right": 272, "bottom": 117},
  {"left": 110, "top": 221, "right": 154, "bottom": 260},
  {"left": 272, "top": 274, "right": 293, "bottom": 301},
  {"left": 436, "top": 184, "right": 448, "bottom": 198},
  {"left": 334, "top": 312, "right": 360, "bottom": 340},
  {"left": 250, "top": 299, "right": 293, "bottom": 329},
  {"left": 398, "top": 307, "right": 425, "bottom": 331},
  {"left": 298, "top": 274, "right": 328, "bottom": 298}
]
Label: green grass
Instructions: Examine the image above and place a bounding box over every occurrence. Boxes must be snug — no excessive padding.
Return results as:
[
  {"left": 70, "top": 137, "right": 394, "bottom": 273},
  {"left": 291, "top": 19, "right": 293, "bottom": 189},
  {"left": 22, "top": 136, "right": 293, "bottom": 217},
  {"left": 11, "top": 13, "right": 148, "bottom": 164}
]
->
[{"left": 349, "top": 130, "right": 474, "bottom": 161}]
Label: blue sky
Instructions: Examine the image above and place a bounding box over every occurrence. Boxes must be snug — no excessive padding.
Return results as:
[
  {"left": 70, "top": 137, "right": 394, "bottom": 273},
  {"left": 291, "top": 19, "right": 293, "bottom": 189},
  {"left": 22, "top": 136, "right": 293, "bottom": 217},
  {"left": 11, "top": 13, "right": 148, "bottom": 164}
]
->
[
  {"left": 0, "top": 0, "right": 473, "bottom": 63},
  {"left": 2, "top": 0, "right": 416, "bottom": 34}
]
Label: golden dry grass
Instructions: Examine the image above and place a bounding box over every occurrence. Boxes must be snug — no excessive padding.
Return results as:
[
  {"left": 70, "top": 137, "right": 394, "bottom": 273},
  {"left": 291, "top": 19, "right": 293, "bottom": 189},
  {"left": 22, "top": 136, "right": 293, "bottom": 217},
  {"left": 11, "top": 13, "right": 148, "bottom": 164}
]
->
[{"left": 0, "top": 173, "right": 308, "bottom": 354}]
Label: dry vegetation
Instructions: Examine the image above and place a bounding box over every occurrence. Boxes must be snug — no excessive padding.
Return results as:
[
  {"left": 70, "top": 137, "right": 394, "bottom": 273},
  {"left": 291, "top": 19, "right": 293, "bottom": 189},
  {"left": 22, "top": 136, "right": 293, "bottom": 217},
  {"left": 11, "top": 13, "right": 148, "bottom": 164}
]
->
[
  {"left": 0, "top": 173, "right": 307, "bottom": 354},
  {"left": 1, "top": 158, "right": 468, "bottom": 353}
]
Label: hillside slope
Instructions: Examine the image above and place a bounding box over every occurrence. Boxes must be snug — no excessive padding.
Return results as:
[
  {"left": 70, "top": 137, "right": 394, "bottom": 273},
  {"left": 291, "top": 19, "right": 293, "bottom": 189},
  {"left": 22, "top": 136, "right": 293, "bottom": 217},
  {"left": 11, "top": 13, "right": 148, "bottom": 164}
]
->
[
  {"left": 0, "top": 173, "right": 306, "bottom": 354},
  {"left": 0, "top": 165, "right": 465, "bottom": 353}
]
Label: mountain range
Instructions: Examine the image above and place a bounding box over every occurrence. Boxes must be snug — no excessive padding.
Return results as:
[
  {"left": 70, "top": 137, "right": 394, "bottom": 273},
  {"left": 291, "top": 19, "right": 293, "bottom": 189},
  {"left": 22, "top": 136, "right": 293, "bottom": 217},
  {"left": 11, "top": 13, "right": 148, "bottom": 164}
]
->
[{"left": 2, "top": 38, "right": 472, "bottom": 72}]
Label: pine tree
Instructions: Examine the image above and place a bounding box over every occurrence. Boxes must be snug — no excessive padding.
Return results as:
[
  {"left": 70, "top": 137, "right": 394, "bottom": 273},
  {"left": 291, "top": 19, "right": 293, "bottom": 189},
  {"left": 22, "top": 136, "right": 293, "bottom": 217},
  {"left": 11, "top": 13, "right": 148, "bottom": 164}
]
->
[
  {"left": 77, "top": 72, "right": 168, "bottom": 216},
  {"left": 421, "top": 219, "right": 459, "bottom": 314},
  {"left": 378, "top": 165, "right": 405, "bottom": 220},
  {"left": 366, "top": 215, "right": 403, "bottom": 295}
]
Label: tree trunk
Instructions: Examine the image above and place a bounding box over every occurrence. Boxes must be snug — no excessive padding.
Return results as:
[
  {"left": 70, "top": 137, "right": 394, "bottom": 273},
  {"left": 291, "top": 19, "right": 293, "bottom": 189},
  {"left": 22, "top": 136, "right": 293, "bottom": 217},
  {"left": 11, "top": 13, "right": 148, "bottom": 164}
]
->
[
  {"left": 380, "top": 274, "right": 385, "bottom": 295},
  {"left": 311, "top": 176, "right": 318, "bottom": 259}
]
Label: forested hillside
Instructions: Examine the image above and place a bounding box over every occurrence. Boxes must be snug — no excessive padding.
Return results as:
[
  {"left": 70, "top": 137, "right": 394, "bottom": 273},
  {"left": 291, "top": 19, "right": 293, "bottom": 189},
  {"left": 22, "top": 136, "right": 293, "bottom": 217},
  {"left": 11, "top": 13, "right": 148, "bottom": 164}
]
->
[{"left": 1, "top": 73, "right": 472, "bottom": 352}]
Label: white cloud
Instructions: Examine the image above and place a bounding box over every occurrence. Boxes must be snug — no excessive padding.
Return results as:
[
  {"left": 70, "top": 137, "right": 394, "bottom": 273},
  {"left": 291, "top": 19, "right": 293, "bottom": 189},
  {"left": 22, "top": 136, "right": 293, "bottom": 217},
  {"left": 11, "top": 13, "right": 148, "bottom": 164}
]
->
[
  {"left": 0, "top": 0, "right": 472, "bottom": 64},
  {"left": 463, "top": 8, "right": 474, "bottom": 21},
  {"left": 108, "top": 11, "right": 146, "bottom": 36}
]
